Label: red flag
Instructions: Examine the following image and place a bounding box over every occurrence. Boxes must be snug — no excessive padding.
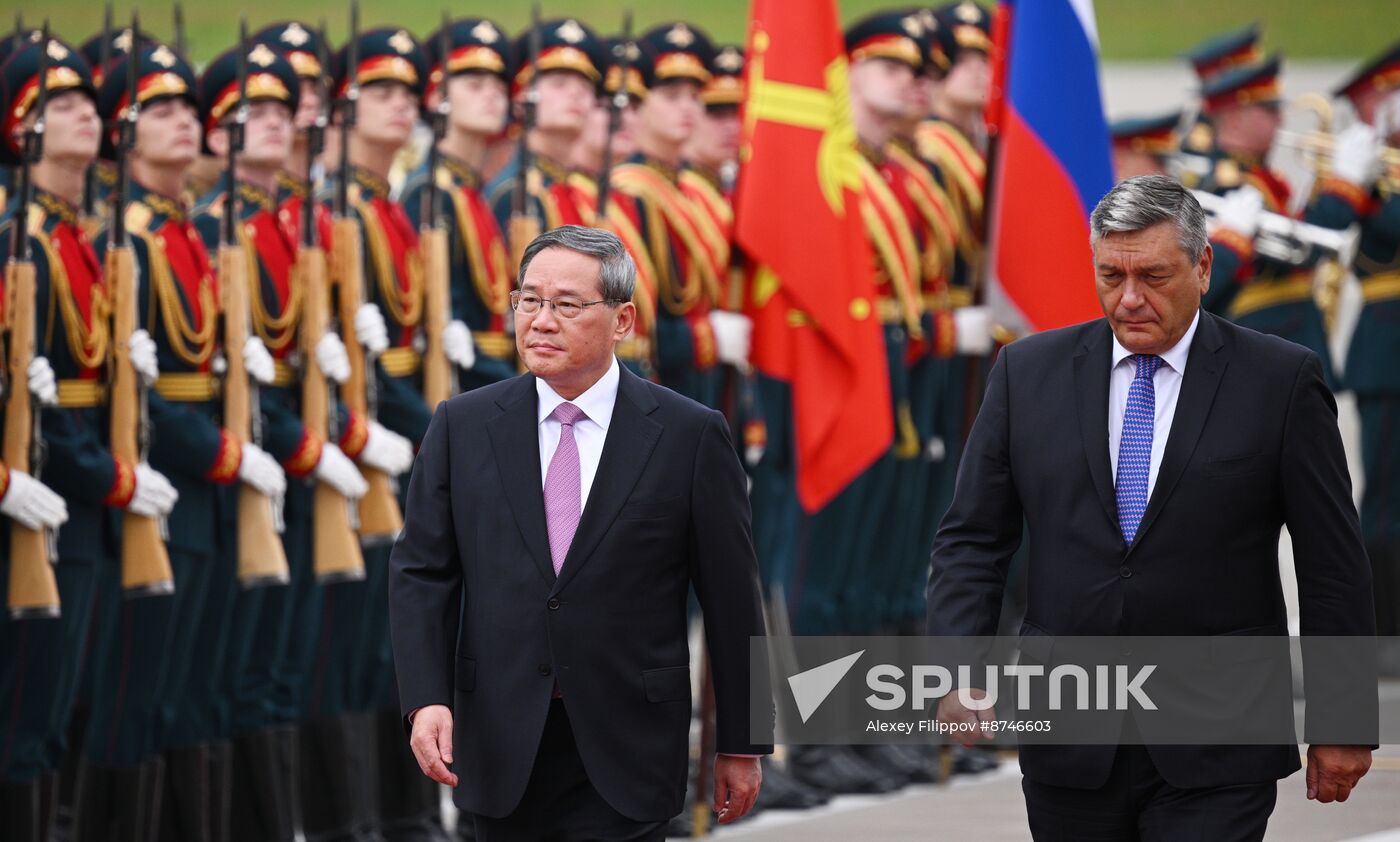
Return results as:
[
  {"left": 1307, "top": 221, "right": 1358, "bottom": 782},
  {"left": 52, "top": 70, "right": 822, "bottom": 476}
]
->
[{"left": 735, "top": 0, "right": 892, "bottom": 513}]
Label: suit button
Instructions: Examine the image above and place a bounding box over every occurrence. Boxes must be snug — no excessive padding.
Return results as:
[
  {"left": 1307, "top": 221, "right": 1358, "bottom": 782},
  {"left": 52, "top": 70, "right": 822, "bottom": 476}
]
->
[
  {"left": 547, "top": 598, "right": 560, "bottom": 610},
  {"left": 538, "top": 663, "right": 552, "bottom": 676},
  {"left": 1119, "top": 566, "right": 1132, "bottom": 579}
]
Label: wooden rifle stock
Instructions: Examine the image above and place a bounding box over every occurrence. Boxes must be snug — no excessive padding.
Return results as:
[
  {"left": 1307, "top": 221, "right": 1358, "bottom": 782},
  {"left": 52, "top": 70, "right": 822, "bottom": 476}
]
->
[
  {"left": 107, "top": 244, "right": 174, "bottom": 595},
  {"left": 331, "top": 216, "right": 401, "bottom": 539},
  {"left": 299, "top": 243, "right": 364, "bottom": 581},
  {"left": 509, "top": 214, "right": 540, "bottom": 277},
  {"left": 219, "top": 244, "right": 289, "bottom": 586},
  {"left": 420, "top": 225, "right": 453, "bottom": 407},
  {"left": 4, "top": 259, "right": 58, "bottom": 617}
]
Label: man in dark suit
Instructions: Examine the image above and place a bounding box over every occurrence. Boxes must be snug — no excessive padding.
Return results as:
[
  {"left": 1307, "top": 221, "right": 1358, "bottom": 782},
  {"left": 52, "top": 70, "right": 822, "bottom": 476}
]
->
[
  {"left": 389, "top": 225, "right": 772, "bottom": 841},
  {"left": 927, "top": 175, "right": 1375, "bottom": 840}
]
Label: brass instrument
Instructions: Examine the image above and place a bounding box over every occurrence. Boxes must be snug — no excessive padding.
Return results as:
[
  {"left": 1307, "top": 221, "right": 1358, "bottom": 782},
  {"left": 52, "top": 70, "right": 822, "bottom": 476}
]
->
[
  {"left": 1276, "top": 92, "right": 1400, "bottom": 196},
  {"left": 1191, "top": 190, "right": 1360, "bottom": 265},
  {"left": 1274, "top": 129, "right": 1400, "bottom": 193}
]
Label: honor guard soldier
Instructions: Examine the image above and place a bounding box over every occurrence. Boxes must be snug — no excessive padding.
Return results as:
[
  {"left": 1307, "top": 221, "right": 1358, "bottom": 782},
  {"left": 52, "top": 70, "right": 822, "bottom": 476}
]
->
[
  {"left": 323, "top": 26, "right": 431, "bottom": 840},
  {"left": 92, "top": 42, "right": 288, "bottom": 842},
  {"left": 1110, "top": 111, "right": 1183, "bottom": 179},
  {"left": 253, "top": 20, "right": 336, "bottom": 229},
  {"left": 0, "top": 27, "right": 41, "bottom": 210},
  {"left": 0, "top": 38, "right": 173, "bottom": 842},
  {"left": 78, "top": 24, "right": 153, "bottom": 207},
  {"left": 683, "top": 44, "right": 743, "bottom": 198},
  {"left": 486, "top": 18, "right": 606, "bottom": 235},
  {"left": 919, "top": 4, "right": 996, "bottom": 540},
  {"left": 566, "top": 35, "right": 662, "bottom": 380},
  {"left": 401, "top": 17, "right": 518, "bottom": 393},
  {"left": 572, "top": 36, "right": 641, "bottom": 177},
  {"left": 611, "top": 22, "right": 752, "bottom": 408},
  {"left": 918, "top": 2, "right": 990, "bottom": 248},
  {"left": 193, "top": 40, "right": 370, "bottom": 841},
  {"left": 1304, "top": 39, "right": 1400, "bottom": 669},
  {"left": 1177, "top": 24, "right": 1264, "bottom": 185},
  {"left": 1189, "top": 57, "right": 1336, "bottom": 383}
]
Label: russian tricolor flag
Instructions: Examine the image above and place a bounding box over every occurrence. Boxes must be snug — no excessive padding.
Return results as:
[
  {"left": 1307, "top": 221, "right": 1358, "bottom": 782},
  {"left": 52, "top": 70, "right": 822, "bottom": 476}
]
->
[{"left": 987, "top": 0, "right": 1114, "bottom": 334}]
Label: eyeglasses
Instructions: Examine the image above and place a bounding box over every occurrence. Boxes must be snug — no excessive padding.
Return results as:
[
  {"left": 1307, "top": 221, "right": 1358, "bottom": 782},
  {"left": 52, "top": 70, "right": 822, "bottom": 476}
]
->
[{"left": 509, "top": 291, "right": 622, "bottom": 320}]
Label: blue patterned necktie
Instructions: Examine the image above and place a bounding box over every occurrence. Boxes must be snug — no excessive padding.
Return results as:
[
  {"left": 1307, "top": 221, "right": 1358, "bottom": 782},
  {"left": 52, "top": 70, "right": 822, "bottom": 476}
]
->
[{"left": 1116, "top": 354, "right": 1164, "bottom": 544}]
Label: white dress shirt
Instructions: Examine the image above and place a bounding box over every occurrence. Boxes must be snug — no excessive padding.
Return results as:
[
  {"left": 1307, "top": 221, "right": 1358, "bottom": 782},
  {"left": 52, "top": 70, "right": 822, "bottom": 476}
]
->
[
  {"left": 537, "top": 356, "right": 620, "bottom": 507},
  {"left": 1108, "top": 310, "right": 1199, "bottom": 499}
]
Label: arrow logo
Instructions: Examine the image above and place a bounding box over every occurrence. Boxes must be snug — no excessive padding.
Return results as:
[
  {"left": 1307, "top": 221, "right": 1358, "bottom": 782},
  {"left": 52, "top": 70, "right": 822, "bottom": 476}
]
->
[{"left": 787, "top": 650, "right": 864, "bottom": 723}]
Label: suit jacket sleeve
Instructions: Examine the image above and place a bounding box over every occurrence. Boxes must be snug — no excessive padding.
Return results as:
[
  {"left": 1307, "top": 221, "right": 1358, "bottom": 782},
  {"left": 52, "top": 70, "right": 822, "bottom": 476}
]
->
[
  {"left": 926, "top": 348, "right": 1024, "bottom": 638},
  {"left": 688, "top": 409, "right": 774, "bottom": 755},
  {"left": 389, "top": 402, "right": 463, "bottom": 728},
  {"left": 1280, "top": 352, "right": 1379, "bottom": 743}
]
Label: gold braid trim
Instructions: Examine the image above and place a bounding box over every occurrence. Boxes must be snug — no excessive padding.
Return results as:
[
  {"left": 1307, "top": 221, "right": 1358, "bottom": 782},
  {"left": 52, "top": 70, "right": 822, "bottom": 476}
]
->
[
  {"left": 446, "top": 180, "right": 510, "bottom": 316},
  {"left": 137, "top": 228, "right": 218, "bottom": 366},
  {"left": 614, "top": 165, "right": 721, "bottom": 308},
  {"left": 353, "top": 194, "right": 423, "bottom": 329},
  {"left": 34, "top": 228, "right": 110, "bottom": 370},
  {"left": 238, "top": 220, "right": 302, "bottom": 351}
]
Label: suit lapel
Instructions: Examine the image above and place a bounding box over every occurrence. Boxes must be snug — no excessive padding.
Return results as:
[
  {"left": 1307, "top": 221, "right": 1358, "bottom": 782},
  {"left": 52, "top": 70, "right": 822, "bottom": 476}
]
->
[
  {"left": 552, "top": 367, "right": 662, "bottom": 595},
  {"left": 1127, "top": 312, "right": 1230, "bottom": 555},
  {"left": 486, "top": 375, "right": 555, "bottom": 585},
  {"left": 1074, "top": 321, "right": 1118, "bottom": 532}
]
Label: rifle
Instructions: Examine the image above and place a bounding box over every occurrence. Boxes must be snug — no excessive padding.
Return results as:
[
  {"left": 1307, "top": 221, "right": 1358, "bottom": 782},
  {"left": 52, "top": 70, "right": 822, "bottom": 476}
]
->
[
  {"left": 221, "top": 18, "right": 290, "bottom": 586},
  {"left": 332, "top": 0, "right": 402, "bottom": 541},
  {"left": 5, "top": 24, "right": 58, "bottom": 618},
  {"left": 508, "top": 3, "right": 542, "bottom": 271},
  {"left": 303, "top": 20, "right": 365, "bottom": 582},
  {"left": 420, "top": 12, "right": 455, "bottom": 408},
  {"left": 172, "top": 2, "right": 187, "bottom": 60},
  {"left": 108, "top": 14, "right": 175, "bottom": 597},
  {"left": 596, "top": 11, "right": 633, "bottom": 217}
]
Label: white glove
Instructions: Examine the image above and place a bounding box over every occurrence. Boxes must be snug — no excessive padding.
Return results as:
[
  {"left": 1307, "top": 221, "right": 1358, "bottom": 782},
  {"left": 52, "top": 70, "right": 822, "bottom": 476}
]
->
[
  {"left": 953, "top": 306, "right": 994, "bottom": 356},
  {"left": 314, "top": 443, "right": 369, "bottom": 499},
  {"left": 0, "top": 469, "right": 68, "bottom": 530},
  {"left": 1212, "top": 186, "right": 1264, "bottom": 239},
  {"left": 238, "top": 442, "right": 287, "bottom": 497},
  {"left": 708, "top": 310, "right": 752, "bottom": 367},
  {"left": 27, "top": 357, "right": 56, "bottom": 406},
  {"left": 128, "top": 330, "right": 159, "bottom": 387},
  {"left": 315, "top": 332, "right": 351, "bottom": 384},
  {"left": 359, "top": 421, "right": 414, "bottom": 476},
  {"left": 355, "top": 303, "right": 390, "bottom": 355},
  {"left": 243, "top": 336, "right": 276, "bottom": 386},
  {"left": 128, "top": 462, "right": 178, "bottom": 519},
  {"left": 1332, "top": 123, "right": 1382, "bottom": 188},
  {"left": 443, "top": 320, "right": 476, "bottom": 370}
]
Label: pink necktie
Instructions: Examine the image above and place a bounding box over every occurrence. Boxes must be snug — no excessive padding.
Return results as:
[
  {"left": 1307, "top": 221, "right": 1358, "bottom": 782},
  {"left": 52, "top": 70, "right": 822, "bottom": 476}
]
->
[{"left": 544, "top": 402, "right": 586, "bottom": 576}]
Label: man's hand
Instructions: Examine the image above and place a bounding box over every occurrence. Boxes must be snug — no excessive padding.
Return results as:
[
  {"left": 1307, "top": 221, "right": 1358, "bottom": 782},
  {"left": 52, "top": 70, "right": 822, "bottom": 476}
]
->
[
  {"left": 409, "top": 704, "right": 458, "bottom": 787},
  {"left": 712, "top": 755, "right": 761, "bottom": 824},
  {"left": 1306, "top": 744, "right": 1372, "bottom": 803},
  {"left": 936, "top": 688, "right": 997, "bottom": 748}
]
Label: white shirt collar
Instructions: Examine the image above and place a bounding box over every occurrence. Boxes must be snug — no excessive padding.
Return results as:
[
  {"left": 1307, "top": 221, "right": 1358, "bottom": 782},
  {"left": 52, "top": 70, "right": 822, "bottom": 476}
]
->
[
  {"left": 1111, "top": 309, "right": 1200, "bottom": 375},
  {"left": 536, "top": 356, "right": 621, "bottom": 430}
]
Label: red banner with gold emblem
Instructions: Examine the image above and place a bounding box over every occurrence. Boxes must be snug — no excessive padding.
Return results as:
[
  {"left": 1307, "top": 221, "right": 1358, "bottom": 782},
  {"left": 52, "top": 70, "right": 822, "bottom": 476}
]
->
[{"left": 734, "top": 0, "right": 892, "bottom": 513}]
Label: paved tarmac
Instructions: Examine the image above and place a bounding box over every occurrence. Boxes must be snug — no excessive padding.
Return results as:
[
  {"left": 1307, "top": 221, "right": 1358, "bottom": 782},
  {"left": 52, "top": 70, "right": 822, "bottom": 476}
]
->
[{"left": 697, "top": 741, "right": 1400, "bottom": 841}]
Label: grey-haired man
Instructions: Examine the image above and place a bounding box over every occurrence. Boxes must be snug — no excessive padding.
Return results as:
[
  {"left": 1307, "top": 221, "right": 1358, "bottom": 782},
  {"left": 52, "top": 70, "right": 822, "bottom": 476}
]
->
[
  {"left": 390, "top": 226, "right": 772, "bottom": 841},
  {"left": 928, "top": 176, "right": 1375, "bottom": 840}
]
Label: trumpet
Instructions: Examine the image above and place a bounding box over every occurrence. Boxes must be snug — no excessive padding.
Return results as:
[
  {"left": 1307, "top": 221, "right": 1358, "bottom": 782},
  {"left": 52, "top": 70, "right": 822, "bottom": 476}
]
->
[
  {"left": 1275, "top": 129, "right": 1400, "bottom": 185},
  {"left": 1191, "top": 189, "right": 1360, "bottom": 266},
  {"left": 1275, "top": 93, "right": 1400, "bottom": 195}
]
